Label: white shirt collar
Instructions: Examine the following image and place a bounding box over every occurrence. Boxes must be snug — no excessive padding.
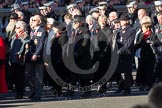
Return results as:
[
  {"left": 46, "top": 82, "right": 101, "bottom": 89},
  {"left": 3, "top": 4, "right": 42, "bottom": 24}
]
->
[{"left": 34, "top": 26, "right": 40, "bottom": 32}]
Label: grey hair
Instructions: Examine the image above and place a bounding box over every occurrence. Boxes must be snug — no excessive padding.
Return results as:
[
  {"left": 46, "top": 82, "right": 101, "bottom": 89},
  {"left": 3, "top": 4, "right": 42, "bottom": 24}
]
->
[
  {"left": 16, "top": 21, "right": 27, "bottom": 31},
  {"left": 86, "top": 15, "right": 95, "bottom": 24}
]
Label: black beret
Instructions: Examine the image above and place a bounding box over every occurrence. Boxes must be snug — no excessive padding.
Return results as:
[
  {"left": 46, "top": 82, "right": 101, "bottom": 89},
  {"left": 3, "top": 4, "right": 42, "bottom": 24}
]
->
[
  {"left": 113, "top": 19, "right": 120, "bottom": 23},
  {"left": 119, "top": 14, "right": 130, "bottom": 21},
  {"left": 9, "top": 13, "right": 18, "bottom": 19},
  {"left": 56, "top": 23, "right": 66, "bottom": 31},
  {"left": 53, "top": 21, "right": 66, "bottom": 31},
  {"left": 89, "top": 8, "right": 99, "bottom": 14}
]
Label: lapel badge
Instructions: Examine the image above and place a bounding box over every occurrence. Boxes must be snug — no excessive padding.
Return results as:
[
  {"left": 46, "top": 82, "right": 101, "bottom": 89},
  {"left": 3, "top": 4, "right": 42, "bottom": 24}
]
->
[{"left": 37, "top": 32, "right": 42, "bottom": 37}]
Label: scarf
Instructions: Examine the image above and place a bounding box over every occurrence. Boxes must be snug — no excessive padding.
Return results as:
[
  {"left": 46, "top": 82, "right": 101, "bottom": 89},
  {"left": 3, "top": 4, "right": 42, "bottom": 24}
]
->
[
  {"left": 55, "top": 33, "right": 61, "bottom": 38},
  {"left": 143, "top": 30, "right": 151, "bottom": 41},
  {"left": 16, "top": 31, "right": 24, "bottom": 39}
]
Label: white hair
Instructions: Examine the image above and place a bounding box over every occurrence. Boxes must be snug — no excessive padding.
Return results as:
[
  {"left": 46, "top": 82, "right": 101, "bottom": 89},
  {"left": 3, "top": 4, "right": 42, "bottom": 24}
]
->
[
  {"left": 140, "top": 16, "right": 152, "bottom": 25},
  {"left": 16, "top": 21, "right": 27, "bottom": 31},
  {"left": 86, "top": 15, "right": 95, "bottom": 23}
]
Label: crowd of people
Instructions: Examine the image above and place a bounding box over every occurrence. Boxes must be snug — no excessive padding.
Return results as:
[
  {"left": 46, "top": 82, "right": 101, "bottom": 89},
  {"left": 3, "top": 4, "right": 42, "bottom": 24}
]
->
[
  {"left": 0, "top": 0, "right": 126, "bottom": 8},
  {"left": 0, "top": 0, "right": 162, "bottom": 102}
]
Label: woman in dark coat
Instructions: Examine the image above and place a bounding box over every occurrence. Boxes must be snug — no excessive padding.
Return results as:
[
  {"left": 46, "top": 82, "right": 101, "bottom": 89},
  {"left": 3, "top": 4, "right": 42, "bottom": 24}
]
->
[
  {"left": 94, "top": 15, "right": 113, "bottom": 93},
  {"left": 65, "top": 15, "right": 94, "bottom": 97},
  {"left": 134, "top": 21, "right": 160, "bottom": 91},
  {"left": 50, "top": 21, "right": 68, "bottom": 96},
  {"left": 9, "top": 21, "right": 29, "bottom": 98}
]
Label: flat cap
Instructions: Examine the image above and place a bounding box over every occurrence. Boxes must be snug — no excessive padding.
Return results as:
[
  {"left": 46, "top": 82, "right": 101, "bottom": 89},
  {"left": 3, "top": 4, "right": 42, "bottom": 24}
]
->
[
  {"left": 119, "top": 14, "right": 130, "bottom": 21},
  {"left": 38, "top": 6, "right": 47, "bottom": 10},
  {"left": 89, "top": 7, "right": 99, "bottom": 14},
  {"left": 9, "top": 13, "right": 18, "bottom": 19},
  {"left": 127, "top": 1, "right": 136, "bottom": 8},
  {"left": 67, "top": 3, "right": 77, "bottom": 10},
  {"left": 11, "top": 3, "right": 21, "bottom": 10},
  {"left": 54, "top": 0, "right": 59, "bottom": 2},
  {"left": 97, "top": 6, "right": 106, "bottom": 10},
  {"left": 75, "top": 0, "right": 83, "bottom": 3},
  {"left": 21, "top": 1, "right": 29, "bottom": 5},
  {"left": 98, "top": 1, "right": 107, "bottom": 6},
  {"left": 53, "top": 21, "right": 66, "bottom": 31},
  {"left": 43, "top": 1, "right": 54, "bottom": 7},
  {"left": 113, "top": 19, "right": 120, "bottom": 23},
  {"left": 73, "top": 15, "right": 85, "bottom": 22},
  {"left": 154, "top": 1, "right": 162, "bottom": 6}
]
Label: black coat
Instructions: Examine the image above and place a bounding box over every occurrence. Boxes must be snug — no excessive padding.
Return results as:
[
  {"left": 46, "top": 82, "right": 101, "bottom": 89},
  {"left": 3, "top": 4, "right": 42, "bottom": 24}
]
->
[
  {"left": 93, "top": 26, "right": 113, "bottom": 81},
  {"left": 51, "top": 32, "right": 68, "bottom": 80},
  {"left": 51, "top": 33, "right": 68, "bottom": 63},
  {"left": 10, "top": 32, "right": 29, "bottom": 63},
  {"left": 134, "top": 32, "right": 160, "bottom": 86},
  {"left": 117, "top": 25, "right": 136, "bottom": 55},
  {"left": 134, "top": 32, "right": 160, "bottom": 61},
  {"left": 116, "top": 25, "right": 135, "bottom": 73},
  {"left": 73, "top": 26, "right": 92, "bottom": 70},
  {"left": 67, "top": 25, "right": 94, "bottom": 80}
]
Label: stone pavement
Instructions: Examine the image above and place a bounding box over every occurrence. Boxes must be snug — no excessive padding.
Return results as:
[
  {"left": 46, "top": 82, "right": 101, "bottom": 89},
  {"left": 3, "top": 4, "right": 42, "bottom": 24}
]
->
[
  {"left": 0, "top": 95, "right": 148, "bottom": 108},
  {"left": 0, "top": 85, "right": 149, "bottom": 108}
]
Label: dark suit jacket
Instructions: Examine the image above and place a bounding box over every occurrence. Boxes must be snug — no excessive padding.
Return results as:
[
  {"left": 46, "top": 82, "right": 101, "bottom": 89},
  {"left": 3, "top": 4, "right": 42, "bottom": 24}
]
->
[
  {"left": 25, "top": 26, "right": 46, "bottom": 64},
  {"left": 117, "top": 25, "right": 136, "bottom": 55}
]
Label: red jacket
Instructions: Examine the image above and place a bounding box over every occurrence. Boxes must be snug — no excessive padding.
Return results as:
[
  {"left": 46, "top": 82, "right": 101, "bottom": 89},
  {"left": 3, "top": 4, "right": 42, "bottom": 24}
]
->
[{"left": 0, "top": 37, "right": 8, "bottom": 93}]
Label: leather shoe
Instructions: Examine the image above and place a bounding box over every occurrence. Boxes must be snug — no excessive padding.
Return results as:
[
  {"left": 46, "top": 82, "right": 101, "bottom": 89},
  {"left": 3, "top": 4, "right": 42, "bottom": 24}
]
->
[
  {"left": 97, "top": 85, "right": 106, "bottom": 94},
  {"left": 81, "top": 91, "right": 91, "bottom": 98},
  {"left": 28, "top": 93, "right": 35, "bottom": 99},
  {"left": 123, "top": 90, "right": 131, "bottom": 95},
  {"left": 15, "top": 95, "right": 23, "bottom": 99},
  {"left": 31, "top": 97, "right": 41, "bottom": 101},
  {"left": 115, "top": 89, "right": 122, "bottom": 94},
  {"left": 65, "top": 90, "right": 74, "bottom": 96},
  {"left": 143, "top": 86, "right": 151, "bottom": 91}
]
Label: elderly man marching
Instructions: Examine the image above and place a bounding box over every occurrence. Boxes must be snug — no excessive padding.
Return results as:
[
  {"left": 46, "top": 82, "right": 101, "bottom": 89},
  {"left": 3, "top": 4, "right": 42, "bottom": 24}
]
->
[
  {"left": 115, "top": 14, "right": 136, "bottom": 95},
  {"left": 25, "top": 15, "right": 46, "bottom": 101}
]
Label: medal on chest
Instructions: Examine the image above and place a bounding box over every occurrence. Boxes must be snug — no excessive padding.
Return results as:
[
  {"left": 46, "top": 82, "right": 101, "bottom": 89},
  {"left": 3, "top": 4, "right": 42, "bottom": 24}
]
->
[
  {"left": 34, "top": 32, "right": 37, "bottom": 36},
  {"left": 122, "top": 30, "right": 126, "bottom": 33},
  {"left": 34, "top": 39, "right": 38, "bottom": 45}
]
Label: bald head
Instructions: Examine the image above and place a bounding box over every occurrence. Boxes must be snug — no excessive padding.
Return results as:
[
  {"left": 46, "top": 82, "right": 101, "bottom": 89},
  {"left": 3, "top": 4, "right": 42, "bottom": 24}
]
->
[
  {"left": 32, "top": 15, "right": 42, "bottom": 28},
  {"left": 138, "top": 9, "right": 147, "bottom": 21},
  {"left": 109, "top": 11, "right": 118, "bottom": 22}
]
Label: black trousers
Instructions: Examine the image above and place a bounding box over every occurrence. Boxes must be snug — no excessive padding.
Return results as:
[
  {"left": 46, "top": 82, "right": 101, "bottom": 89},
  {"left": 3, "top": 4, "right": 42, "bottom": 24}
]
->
[
  {"left": 25, "top": 63, "right": 44, "bottom": 98},
  {"left": 136, "top": 56, "right": 155, "bottom": 87},
  {"left": 116, "top": 54, "right": 133, "bottom": 90},
  {"left": 11, "top": 63, "right": 24, "bottom": 96}
]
